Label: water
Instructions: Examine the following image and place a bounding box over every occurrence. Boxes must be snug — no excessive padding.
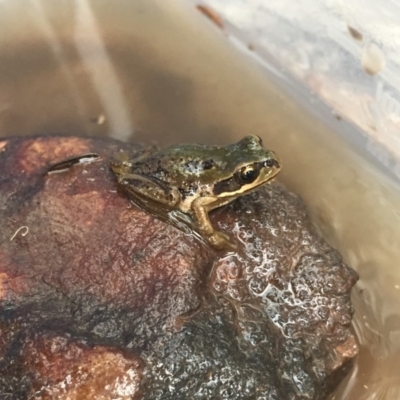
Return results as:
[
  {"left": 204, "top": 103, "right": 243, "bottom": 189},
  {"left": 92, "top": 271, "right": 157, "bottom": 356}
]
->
[{"left": 1, "top": 0, "right": 400, "bottom": 398}]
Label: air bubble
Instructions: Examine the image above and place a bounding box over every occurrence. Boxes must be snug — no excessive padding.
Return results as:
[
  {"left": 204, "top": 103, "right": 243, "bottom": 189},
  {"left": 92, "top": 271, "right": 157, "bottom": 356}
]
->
[
  {"left": 362, "top": 43, "right": 385, "bottom": 75},
  {"left": 283, "top": 353, "right": 292, "bottom": 363}
]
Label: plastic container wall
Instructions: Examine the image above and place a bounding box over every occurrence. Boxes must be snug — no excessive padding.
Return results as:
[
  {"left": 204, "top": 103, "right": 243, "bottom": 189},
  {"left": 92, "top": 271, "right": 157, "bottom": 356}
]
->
[
  {"left": 201, "top": 0, "right": 400, "bottom": 184},
  {"left": 196, "top": 1, "right": 400, "bottom": 399}
]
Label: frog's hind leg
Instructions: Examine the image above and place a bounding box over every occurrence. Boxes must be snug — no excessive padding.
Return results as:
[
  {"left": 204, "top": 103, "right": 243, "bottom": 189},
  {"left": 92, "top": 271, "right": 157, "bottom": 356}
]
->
[
  {"left": 128, "top": 145, "right": 159, "bottom": 164},
  {"left": 118, "top": 172, "right": 180, "bottom": 207},
  {"left": 110, "top": 146, "right": 159, "bottom": 174}
]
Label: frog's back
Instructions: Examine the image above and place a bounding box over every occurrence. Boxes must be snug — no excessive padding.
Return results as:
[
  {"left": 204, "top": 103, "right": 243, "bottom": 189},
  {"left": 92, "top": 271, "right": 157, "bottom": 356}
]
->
[
  {"left": 143, "top": 144, "right": 229, "bottom": 186},
  {"left": 131, "top": 136, "right": 276, "bottom": 190}
]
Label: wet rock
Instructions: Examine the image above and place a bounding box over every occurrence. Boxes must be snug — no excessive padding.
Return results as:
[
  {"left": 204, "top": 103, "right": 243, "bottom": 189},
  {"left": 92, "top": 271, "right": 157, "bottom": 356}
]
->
[
  {"left": 22, "top": 333, "right": 143, "bottom": 399},
  {"left": 0, "top": 136, "right": 358, "bottom": 399}
]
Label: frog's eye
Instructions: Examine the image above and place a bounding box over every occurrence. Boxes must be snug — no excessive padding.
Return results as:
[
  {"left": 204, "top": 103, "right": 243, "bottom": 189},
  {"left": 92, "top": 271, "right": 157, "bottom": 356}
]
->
[{"left": 238, "top": 165, "right": 259, "bottom": 184}]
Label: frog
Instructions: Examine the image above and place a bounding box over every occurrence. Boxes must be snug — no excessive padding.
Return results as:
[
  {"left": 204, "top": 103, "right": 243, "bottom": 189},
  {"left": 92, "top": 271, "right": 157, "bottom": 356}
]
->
[{"left": 110, "top": 135, "right": 281, "bottom": 250}]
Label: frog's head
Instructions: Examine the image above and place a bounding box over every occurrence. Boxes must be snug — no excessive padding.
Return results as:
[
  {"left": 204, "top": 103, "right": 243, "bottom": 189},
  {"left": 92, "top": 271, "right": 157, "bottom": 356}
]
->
[{"left": 213, "top": 135, "right": 281, "bottom": 198}]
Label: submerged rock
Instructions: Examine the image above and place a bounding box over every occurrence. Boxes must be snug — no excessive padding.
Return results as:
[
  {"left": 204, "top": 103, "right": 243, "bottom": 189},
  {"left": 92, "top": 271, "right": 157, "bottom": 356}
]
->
[{"left": 0, "top": 136, "right": 358, "bottom": 399}]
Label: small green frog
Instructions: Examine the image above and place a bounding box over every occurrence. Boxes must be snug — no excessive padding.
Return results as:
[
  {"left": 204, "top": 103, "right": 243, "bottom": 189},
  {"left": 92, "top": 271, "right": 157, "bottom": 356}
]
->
[{"left": 110, "top": 135, "right": 281, "bottom": 250}]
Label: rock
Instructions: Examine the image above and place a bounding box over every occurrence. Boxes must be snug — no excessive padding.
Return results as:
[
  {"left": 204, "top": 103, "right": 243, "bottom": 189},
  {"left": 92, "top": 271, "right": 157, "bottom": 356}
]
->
[{"left": 0, "top": 136, "right": 358, "bottom": 399}]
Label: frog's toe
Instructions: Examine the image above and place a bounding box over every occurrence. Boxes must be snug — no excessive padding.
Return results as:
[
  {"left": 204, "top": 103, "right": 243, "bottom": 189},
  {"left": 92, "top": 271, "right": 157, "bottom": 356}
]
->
[{"left": 207, "top": 231, "right": 237, "bottom": 251}]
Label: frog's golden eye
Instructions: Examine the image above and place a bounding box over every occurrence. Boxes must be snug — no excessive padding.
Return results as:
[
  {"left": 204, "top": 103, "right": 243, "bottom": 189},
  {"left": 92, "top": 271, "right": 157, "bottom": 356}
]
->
[{"left": 238, "top": 165, "right": 259, "bottom": 184}]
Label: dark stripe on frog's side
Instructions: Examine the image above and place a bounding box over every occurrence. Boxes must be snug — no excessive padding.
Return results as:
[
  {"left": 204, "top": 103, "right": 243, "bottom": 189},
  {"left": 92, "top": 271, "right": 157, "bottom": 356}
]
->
[{"left": 213, "top": 176, "right": 242, "bottom": 196}]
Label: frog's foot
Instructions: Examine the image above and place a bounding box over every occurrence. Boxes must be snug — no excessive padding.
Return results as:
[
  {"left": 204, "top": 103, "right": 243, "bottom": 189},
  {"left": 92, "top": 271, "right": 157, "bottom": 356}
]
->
[{"left": 207, "top": 230, "right": 237, "bottom": 251}]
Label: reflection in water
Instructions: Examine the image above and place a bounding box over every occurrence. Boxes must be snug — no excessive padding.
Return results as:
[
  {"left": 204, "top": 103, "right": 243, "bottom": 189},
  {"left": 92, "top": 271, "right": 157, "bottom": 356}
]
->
[
  {"left": 73, "top": 0, "right": 133, "bottom": 139},
  {"left": 1, "top": 0, "right": 400, "bottom": 398},
  {"left": 30, "top": 0, "right": 89, "bottom": 127}
]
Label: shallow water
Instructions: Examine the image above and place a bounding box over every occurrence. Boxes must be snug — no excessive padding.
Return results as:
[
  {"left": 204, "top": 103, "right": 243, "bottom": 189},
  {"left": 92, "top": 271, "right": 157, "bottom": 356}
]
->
[{"left": 1, "top": 0, "right": 400, "bottom": 398}]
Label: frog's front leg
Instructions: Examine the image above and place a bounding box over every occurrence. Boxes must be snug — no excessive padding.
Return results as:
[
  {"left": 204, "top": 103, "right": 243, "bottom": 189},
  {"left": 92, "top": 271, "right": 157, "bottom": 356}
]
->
[
  {"left": 191, "top": 197, "right": 237, "bottom": 250},
  {"left": 117, "top": 172, "right": 180, "bottom": 207}
]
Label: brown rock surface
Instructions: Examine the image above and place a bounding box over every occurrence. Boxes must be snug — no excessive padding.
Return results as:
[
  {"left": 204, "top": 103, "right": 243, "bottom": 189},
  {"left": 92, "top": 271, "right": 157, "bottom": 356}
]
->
[{"left": 0, "top": 136, "right": 358, "bottom": 399}]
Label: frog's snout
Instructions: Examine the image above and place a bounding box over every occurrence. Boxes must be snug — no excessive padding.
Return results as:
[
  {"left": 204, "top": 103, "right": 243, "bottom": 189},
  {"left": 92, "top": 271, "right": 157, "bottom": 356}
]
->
[
  {"left": 264, "top": 158, "right": 280, "bottom": 169},
  {"left": 264, "top": 151, "right": 281, "bottom": 171}
]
